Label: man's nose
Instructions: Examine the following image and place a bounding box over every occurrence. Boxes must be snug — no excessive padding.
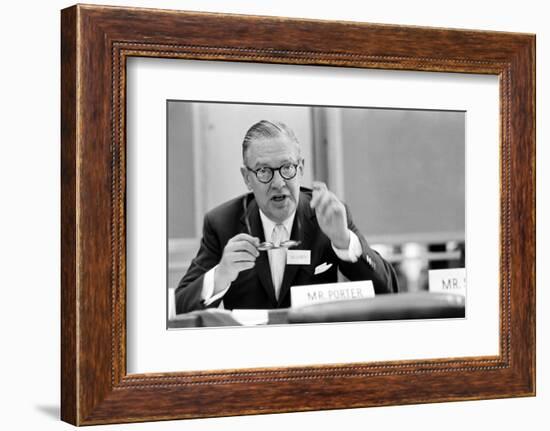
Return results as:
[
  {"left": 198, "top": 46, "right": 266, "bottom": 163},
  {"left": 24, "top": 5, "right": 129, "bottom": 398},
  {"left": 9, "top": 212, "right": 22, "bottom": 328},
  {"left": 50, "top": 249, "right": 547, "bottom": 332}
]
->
[{"left": 270, "top": 170, "right": 285, "bottom": 188}]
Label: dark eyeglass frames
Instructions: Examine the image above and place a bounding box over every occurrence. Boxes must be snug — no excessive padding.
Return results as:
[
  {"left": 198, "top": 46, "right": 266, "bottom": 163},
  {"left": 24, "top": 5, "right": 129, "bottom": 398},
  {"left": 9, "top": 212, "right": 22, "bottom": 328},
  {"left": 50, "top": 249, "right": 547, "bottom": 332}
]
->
[{"left": 245, "top": 162, "right": 300, "bottom": 184}]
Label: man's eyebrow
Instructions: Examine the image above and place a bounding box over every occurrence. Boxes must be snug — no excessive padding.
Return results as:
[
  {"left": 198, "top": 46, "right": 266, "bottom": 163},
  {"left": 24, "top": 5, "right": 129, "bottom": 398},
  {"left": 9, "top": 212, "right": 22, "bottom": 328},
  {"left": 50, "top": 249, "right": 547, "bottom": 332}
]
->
[
  {"left": 250, "top": 162, "right": 267, "bottom": 169},
  {"left": 253, "top": 158, "right": 296, "bottom": 168}
]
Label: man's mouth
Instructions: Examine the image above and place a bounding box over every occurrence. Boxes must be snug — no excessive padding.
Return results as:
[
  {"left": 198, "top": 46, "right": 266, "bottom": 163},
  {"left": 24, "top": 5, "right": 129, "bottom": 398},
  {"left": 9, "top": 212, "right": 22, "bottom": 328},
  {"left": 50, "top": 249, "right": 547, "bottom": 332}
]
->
[{"left": 271, "top": 194, "right": 288, "bottom": 203}]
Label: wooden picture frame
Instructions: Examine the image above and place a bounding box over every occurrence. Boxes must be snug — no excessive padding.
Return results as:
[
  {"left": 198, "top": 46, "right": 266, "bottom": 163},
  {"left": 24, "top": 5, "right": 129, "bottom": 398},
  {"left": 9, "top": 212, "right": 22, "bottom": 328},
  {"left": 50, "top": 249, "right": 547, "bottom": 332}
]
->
[{"left": 61, "top": 4, "right": 535, "bottom": 425}]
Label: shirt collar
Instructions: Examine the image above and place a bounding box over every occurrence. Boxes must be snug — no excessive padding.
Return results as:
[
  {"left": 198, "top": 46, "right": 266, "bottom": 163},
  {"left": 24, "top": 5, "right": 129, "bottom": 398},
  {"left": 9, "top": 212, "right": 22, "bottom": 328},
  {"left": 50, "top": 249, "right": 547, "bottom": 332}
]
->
[{"left": 259, "top": 209, "right": 295, "bottom": 241}]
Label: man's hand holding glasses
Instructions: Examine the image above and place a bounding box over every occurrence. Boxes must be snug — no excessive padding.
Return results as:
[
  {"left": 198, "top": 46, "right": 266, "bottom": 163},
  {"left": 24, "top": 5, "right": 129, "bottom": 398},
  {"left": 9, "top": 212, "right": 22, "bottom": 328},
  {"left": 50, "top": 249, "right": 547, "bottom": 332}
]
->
[{"left": 213, "top": 233, "right": 260, "bottom": 295}]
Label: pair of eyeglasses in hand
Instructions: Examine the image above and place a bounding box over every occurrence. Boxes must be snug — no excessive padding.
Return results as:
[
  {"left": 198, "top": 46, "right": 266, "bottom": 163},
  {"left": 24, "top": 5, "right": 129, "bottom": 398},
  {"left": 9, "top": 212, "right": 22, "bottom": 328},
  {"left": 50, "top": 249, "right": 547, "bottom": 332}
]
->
[
  {"left": 242, "top": 196, "right": 302, "bottom": 251},
  {"left": 256, "top": 239, "right": 302, "bottom": 251}
]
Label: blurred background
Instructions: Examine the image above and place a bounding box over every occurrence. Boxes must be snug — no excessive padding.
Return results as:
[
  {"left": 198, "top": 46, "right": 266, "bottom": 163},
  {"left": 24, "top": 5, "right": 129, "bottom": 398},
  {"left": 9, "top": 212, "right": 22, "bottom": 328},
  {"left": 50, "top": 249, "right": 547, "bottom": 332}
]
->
[{"left": 167, "top": 101, "right": 465, "bottom": 313}]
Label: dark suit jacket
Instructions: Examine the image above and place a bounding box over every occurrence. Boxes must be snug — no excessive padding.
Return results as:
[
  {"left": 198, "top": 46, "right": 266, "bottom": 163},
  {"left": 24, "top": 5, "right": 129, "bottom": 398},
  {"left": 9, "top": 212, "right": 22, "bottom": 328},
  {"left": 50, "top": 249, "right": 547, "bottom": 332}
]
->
[{"left": 175, "top": 188, "right": 399, "bottom": 313}]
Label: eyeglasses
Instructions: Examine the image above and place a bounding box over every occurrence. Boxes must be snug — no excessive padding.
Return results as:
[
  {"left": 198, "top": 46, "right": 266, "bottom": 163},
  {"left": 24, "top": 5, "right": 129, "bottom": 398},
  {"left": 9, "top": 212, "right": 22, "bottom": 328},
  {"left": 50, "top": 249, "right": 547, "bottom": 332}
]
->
[
  {"left": 242, "top": 196, "right": 302, "bottom": 251},
  {"left": 246, "top": 162, "right": 300, "bottom": 184}
]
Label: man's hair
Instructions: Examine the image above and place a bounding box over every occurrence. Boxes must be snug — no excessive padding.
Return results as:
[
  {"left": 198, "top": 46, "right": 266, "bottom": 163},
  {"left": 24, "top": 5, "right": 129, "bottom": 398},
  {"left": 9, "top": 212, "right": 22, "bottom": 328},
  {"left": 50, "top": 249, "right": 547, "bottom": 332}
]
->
[{"left": 242, "top": 120, "right": 300, "bottom": 165}]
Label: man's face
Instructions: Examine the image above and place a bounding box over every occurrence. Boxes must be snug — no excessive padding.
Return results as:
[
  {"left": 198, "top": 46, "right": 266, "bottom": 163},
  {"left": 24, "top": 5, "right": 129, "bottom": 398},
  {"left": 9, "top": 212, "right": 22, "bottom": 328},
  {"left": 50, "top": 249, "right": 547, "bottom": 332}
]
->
[{"left": 241, "top": 135, "right": 304, "bottom": 223}]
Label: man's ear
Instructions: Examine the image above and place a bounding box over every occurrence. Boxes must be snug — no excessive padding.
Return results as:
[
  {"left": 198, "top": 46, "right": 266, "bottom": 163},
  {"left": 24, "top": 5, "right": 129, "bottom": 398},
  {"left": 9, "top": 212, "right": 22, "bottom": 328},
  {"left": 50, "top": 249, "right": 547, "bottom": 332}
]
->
[
  {"left": 240, "top": 166, "right": 253, "bottom": 190},
  {"left": 299, "top": 158, "right": 305, "bottom": 176}
]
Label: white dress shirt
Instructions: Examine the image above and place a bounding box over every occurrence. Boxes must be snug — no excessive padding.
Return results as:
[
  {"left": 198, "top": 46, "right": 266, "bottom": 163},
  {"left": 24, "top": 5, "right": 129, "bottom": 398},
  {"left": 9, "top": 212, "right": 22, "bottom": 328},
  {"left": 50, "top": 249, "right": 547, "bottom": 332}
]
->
[
  {"left": 260, "top": 210, "right": 294, "bottom": 301},
  {"left": 201, "top": 209, "right": 363, "bottom": 307}
]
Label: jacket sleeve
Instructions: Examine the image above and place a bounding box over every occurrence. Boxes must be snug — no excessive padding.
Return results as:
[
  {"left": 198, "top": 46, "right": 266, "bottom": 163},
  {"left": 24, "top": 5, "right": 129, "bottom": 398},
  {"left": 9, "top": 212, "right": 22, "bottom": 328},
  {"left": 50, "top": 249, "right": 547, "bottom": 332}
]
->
[
  {"left": 337, "top": 204, "right": 400, "bottom": 294},
  {"left": 175, "top": 214, "right": 223, "bottom": 313}
]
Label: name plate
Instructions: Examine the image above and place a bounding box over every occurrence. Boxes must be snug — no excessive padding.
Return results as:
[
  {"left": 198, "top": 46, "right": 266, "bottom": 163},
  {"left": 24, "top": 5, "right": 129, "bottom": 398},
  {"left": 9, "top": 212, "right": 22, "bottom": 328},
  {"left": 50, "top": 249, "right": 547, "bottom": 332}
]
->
[
  {"left": 287, "top": 249, "right": 311, "bottom": 265},
  {"left": 428, "top": 268, "right": 466, "bottom": 297},
  {"left": 291, "top": 280, "right": 375, "bottom": 308}
]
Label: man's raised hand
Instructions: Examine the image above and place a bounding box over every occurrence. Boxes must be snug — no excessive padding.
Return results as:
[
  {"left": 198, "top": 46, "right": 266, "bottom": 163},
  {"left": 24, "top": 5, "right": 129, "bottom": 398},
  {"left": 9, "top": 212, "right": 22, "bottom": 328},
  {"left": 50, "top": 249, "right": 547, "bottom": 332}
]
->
[{"left": 310, "top": 181, "right": 350, "bottom": 250}]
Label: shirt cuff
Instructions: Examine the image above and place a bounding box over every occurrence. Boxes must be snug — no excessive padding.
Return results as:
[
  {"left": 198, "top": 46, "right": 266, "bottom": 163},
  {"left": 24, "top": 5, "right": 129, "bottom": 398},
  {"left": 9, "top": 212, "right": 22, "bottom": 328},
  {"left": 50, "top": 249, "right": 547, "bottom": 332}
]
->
[
  {"left": 201, "top": 264, "right": 230, "bottom": 307},
  {"left": 331, "top": 230, "right": 363, "bottom": 263}
]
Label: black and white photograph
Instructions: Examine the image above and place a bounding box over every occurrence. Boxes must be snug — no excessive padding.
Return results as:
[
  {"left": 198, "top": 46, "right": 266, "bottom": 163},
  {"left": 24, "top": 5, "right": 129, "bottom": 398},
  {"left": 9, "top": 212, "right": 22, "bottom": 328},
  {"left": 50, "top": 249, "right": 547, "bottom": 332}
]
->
[
  {"left": 167, "top": 101, "right": 466, "bottom": 328},
  {"left": 2, "top": 0, "right": 543, "bottom": 430}
]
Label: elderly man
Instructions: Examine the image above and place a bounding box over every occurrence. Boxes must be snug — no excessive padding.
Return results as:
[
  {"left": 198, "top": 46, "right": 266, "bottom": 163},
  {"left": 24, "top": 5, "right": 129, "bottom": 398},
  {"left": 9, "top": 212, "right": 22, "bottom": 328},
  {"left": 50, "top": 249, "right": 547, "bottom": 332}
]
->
[{"left": 175, "top": 120, "right": 398, "bottom": 313}]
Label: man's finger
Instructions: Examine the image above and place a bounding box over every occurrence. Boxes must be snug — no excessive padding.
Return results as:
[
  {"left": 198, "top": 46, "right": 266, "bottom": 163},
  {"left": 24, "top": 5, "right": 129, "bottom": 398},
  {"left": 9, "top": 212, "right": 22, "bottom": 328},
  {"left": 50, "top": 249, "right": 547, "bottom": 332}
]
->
[
  {"left": 229, "top": 233, "right": 260, "bottom": 246},
  {"left": 310, "top": 190, "right": 320, "bottom": 208},
  {"left": 310, "top": 181, "right": 328, "bottom": 208},
  {"left": 235, "top": 261, "right": 256, "bottom": 272},
  {"left": 310, "top": 187, "right": 327, "bottom": 209},
  {"left": 227, "top": 241, "right": 260, "bottom": 257},
  {"left": 312, "top": 181, "right": 328, "bottom": 192},
  {"left": 315, "top": 192, "right": 333, "bottom": 216},
  {"left": 229, "top": 251, "right": 258, "bottom": 263}
]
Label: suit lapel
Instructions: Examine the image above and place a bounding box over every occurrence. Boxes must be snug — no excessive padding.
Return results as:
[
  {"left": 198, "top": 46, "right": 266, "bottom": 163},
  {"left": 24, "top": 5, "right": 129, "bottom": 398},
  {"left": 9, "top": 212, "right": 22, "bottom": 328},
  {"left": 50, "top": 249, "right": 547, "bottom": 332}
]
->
[
  {"left": 240, "top": 197, "right": 278, "bottom": 307},
  {"left": 277, "top": 197, "right": 315, "bottom": 307}
]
